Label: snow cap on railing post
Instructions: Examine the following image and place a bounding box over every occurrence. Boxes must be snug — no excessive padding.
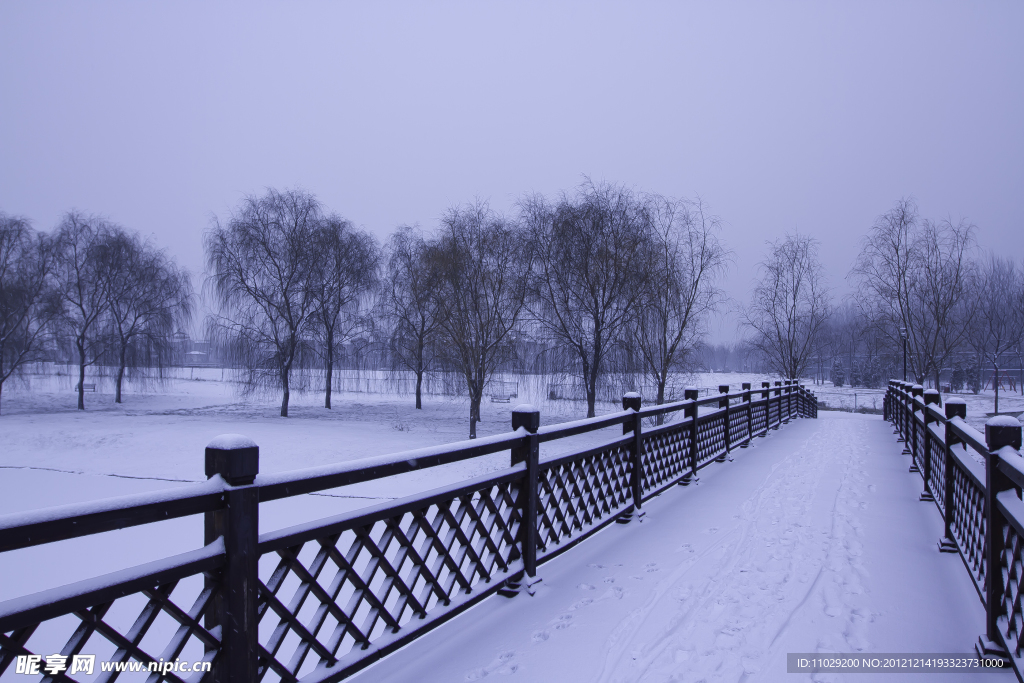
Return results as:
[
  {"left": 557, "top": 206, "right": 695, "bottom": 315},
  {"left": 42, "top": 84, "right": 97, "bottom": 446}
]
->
[
  {"left": 204, "top": 434, "right": 259, "bottom": 681},
  {"left": 205, "top": 434, "right": 259, "bottom": 486},
  {"left": 912, "top": 384, "right": 924, "bottom": 399},
  {"left": 622, "top": 392, "right": 642, "bottom": 435},
  {"left": 761, "top": 381, "right": 770, "bottom": 399},
  {"left": 986, "top": 415, "right": 1022, "bottom": 453},
  {"left": 774, "top": 381, "right": 782, "bottom": 396},
  {"left": 683, "top": 388, "right": 698, "bottom": 416},
  {"left": 742, "top": 382, "right": 752, "bottom": 400},
  {"left": 945, "top": 397, "right": 966, "bottom": 421},
  {"left": 510, "top": 404, "right": 540, "bottom": 466}
]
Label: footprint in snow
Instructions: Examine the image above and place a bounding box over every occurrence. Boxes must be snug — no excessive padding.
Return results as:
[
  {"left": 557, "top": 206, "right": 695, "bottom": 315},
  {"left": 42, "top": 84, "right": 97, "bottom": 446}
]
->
[
  {"left": 532, "top": 630, "right": 550, "bottom": 642},
  {"left": 578, "top": 583, "right": 596, "bottom": 591},
  {"left": 572, "top": 598, "right": 594, "bottom": 609},
  {"left": 603, "top": 576, "right": 615, "bottom": 584},
  {"left": 644, "top": 562, "right": 659, "bottom": 572},
  {"left": 554, "top": 614, "right": 573, "bottom": 630},
  {"left": 588, "top": 563, "right": 606, "bottom": 569},
  {"left": 611, "top": 586, "right": 624, "bottom": 599},
  {"left": 705, "top": 527, "right": 719, "bottom": 534}
]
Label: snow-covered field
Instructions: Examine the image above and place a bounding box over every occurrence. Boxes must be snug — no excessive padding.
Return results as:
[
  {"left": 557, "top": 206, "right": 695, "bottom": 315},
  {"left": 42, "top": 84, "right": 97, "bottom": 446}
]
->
[{"left": 0, "top": 374, "right": 1015, "bottom": 681}]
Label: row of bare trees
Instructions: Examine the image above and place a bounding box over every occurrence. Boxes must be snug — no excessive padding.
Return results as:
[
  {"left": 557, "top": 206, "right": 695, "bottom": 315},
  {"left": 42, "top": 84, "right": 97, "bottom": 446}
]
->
[
  {"left": 0, "top": 212, "right": 192, "bottom": 413},
  {"left": 742, "top": 197, "right": 1024, "bottom": 414},
  {"left": 206, "top": 182, "right": 728, "bottom": 434}
]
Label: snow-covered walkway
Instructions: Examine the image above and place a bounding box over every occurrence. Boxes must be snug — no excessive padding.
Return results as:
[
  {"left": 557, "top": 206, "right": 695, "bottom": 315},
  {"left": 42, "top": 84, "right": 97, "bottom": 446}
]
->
[{"left": 350, "top": 412, "right": 1013, "bottom": 683}]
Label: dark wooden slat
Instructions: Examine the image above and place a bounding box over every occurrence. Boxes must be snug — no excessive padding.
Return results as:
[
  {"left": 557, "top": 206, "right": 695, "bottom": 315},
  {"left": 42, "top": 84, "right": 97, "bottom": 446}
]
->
[{"left": 0, "top": 491, "right": 224, "bottom": 553}]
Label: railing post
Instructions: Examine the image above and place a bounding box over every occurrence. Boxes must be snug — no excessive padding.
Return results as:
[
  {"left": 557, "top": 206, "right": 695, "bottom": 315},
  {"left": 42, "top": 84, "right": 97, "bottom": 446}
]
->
[
  {"left": 896, "top": 381, "right": 907, "bottom": 439},
  {"left": 784, "top": 379, "right": 793, "bottom": 422},
  {"left": 978, "top": 417, "right": 1022, "bottom": 663},
  {"left": 741, "top": 382, "right": 753, "bottom": 448},
  {"left": 939, "top": 398, "right": 966, "bottom": 553},
  {"left": 718, "top": 385, "right": 730, "bottom": 461},
  {"left": 505, "top": 404, "right": 541, "bottom": 596},
  {"left": 205, "top": 435, "right": 260, "bottom": 683},
  {"left": 681, "top": 388, "right": 699, "bottom": 485},
  {"left": 920, "top": 389, "right": 940, "bottom": 501},
  {"left": 619, "top": 393, "right": 645, "bottom": 522},
  {"left": 908, "top": 384, "right": 923, "bottom": 468},
  {"left": 760, "top": 382, "right": 770, "bottom": 437},
  {"left": 773, "top": 381, "right": 782, "bottom": 429}
]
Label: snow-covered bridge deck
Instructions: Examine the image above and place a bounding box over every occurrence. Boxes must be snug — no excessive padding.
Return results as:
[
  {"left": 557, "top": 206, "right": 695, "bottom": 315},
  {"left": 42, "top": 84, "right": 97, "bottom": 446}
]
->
[{"left": 351, "top": 412, "right": 1012, "bottom": 683}]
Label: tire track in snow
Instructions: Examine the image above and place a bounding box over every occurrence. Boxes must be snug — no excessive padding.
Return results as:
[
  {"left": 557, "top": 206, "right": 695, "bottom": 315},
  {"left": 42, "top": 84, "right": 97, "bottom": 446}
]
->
[{"left": 592, "top": 418, "right": 872, "bottom": 683}]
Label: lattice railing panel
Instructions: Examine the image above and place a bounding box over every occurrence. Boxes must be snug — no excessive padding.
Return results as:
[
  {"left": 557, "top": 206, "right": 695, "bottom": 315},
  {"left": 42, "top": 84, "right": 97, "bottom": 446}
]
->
[
  {"left": 751, "top": 403, "right": 768, "bottom": 437},
  {"left": 640, "top": 424, "right": 691, "bottom": 493},
  {"left": 0, "top": 569, "right": 219, "bottom": 683},
  {"left": 695, "top": 414, "right": 727, "bottom": 467},
  {"left": 255, "top": 479, "right": 521, "bottom": 683},
  {"left": 1001, "top": 520, "right": 1024, "bottom": 659},
  {"left": 913, "top": 420, "right": 926, "bottom": 472},
  {"left": 728, "top": 406, "right": 749, "bottom": 447},
  {"left": 927, "top": 430, "right": 946, "bottom": 515},
  {"left": 767, "top": 400, "right": 779, "bottom": 429},
  {"left": 950, "top": 456, "right": 987, "bottom": 594},
  {"left": 536, "top": 442, "right": 631, "bottom": 554}
]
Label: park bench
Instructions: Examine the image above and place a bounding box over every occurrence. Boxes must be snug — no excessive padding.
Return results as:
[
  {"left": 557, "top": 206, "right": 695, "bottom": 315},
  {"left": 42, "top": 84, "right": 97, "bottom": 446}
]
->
[{"left": 75, "top": 383, "right": 96, "bottom": 392}]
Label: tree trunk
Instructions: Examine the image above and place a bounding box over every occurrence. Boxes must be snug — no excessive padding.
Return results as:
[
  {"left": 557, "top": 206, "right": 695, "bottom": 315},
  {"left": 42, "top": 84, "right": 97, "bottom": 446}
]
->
[
  {"left": 994, "top": 361, "right": 1000, "bottom": 414},
  {"left": 469, "top": 384, "right": 481, "bottom": 439},
  {"left": 656, "top": 375, "right": 666, "bottom": 426},
  {"left": 324, "top": 327, "right": 334, "bottom": 409},
  {"left": 415, "top": 342, "right": 424, "bottom": 409},
  {"left": 115, "top": 343, "right": 126, "bottom": 404},
  {"left": 77, "top": 337, "right": 86, "bottom": 410},
  {"left": 0, "top": 379, "right": 4, "bottom": 415},
  {"left": 281, "top": 364, "right": 291, "bottom": 417}
]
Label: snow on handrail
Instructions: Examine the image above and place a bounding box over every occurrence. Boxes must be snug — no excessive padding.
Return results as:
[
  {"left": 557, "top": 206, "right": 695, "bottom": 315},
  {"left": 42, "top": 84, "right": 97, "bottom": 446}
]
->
[
  {"left": 0, "top": 478, "right": 226, "bottom": 553},
  {"left": 257, "top": 429, "right": 528, "bottom": 501}
]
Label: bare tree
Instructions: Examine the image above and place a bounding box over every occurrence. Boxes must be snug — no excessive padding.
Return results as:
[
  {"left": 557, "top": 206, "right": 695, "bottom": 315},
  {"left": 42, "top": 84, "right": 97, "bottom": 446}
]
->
[
  {"left": 431, "top": 202, "right": 529, "bottom": 438},
  {"left": 104, "top": 229, "right": 193, "bottom": 403},
  {"left": 310, "top": 215, "right": 379, "bottom": 409},
  {"left": 524, "top": 181, "right": 653, "bottom": 418},
  {"left": 742, "top": 233, "right": 831, "bottom": 378},
  {"left": 380, "top": 225, "right": 445, "bottom": 409},
  {"left": 852, "top": 199, "right": 976, "bottom": 387},
  {"left": 967, "top": 255, "right": 1024, "bottom": 413},
  {"left": 205, "top": 189, "right": 320, "bottom": 417},
  {"left": 0, "top": 214, "right": 56, "bottom": 414},
  {"left": 52, "top": 212, "right": 117, "bottom": 410},
  {"left": 632, "top": 195, "right": 727, "bottom": 414}
]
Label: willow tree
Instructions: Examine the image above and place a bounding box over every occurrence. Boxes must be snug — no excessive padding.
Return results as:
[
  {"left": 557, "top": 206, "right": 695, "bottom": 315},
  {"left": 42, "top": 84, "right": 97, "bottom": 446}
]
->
[
  {"left": 431, "top": 202, "right": 529, "bottom": 438},
  {"left": 205, "top": 189, "right": 320, "bottom": 417},
  {"left": 524, "top": 181, "right": 652, "bottom": 418},
  {"left": 632, "top": 195, "right": 727, "bottom": 413}
]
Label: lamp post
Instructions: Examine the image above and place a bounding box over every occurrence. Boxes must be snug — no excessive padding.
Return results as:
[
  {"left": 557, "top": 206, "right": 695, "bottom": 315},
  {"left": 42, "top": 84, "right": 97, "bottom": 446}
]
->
[{"left": 900, "top": 327, "right": 908, "bottom": 382}]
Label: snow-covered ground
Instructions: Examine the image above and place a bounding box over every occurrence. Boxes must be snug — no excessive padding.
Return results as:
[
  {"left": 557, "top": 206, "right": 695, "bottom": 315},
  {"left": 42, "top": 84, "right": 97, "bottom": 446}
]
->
[
  {"left": 350, "top": 413, "right": 1011, "bottom": 683},
  {"left": 0, "top": 376, "right": 1015, "bottom": 681}
]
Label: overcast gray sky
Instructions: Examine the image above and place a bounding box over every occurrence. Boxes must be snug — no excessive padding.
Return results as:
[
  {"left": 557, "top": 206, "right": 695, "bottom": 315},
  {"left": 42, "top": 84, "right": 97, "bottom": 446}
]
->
[{"left": 2, "top": 2, "right": 1021, "bottom": 340}]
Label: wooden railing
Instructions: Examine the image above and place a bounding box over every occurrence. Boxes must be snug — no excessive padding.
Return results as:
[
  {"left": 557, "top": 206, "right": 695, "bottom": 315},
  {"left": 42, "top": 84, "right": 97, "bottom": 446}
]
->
[
  {"left": 0, "top": 380, "right": 817, "bottom": 682},
  {"left": 885, "top": 380, "right": 1024, "bottom": 679}
]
